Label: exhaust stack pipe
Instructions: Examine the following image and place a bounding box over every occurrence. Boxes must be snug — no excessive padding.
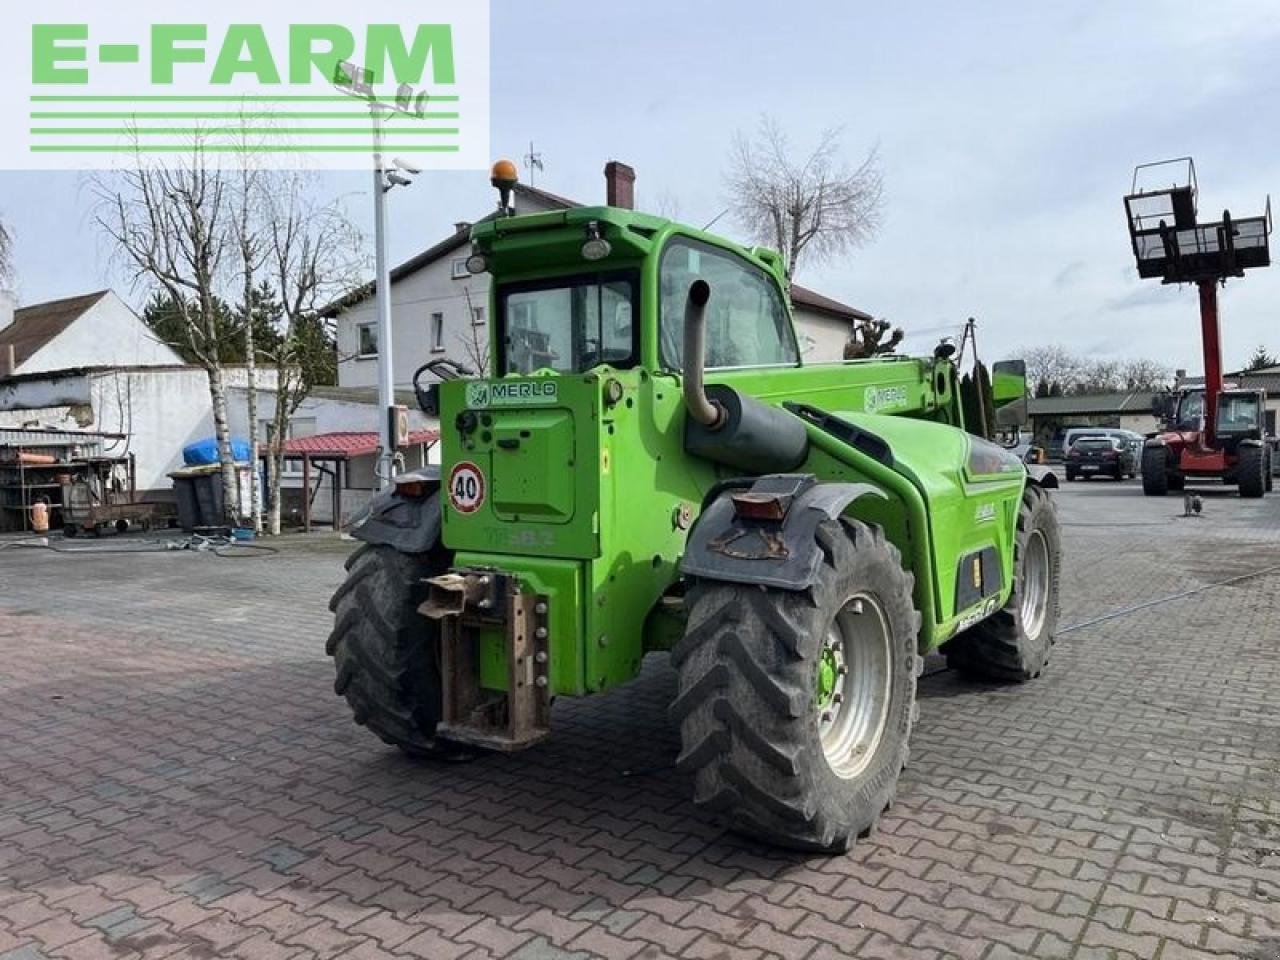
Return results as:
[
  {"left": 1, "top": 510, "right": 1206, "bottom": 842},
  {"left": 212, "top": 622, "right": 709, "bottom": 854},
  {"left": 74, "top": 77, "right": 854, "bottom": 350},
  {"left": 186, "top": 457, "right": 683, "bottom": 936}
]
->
[
  {"left": 682, "top": 280, "right": 725, "bottom": 429},
  {"left": 681, "top": 279, "right": 811, "bottom": 474}
]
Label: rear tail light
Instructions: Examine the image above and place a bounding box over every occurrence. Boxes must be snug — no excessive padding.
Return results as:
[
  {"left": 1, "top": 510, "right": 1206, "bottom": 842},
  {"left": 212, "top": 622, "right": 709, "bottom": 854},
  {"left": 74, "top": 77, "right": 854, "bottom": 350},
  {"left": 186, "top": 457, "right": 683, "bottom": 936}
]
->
[{"left": 731, "top": 491, "right": 790, "bottom": 521}]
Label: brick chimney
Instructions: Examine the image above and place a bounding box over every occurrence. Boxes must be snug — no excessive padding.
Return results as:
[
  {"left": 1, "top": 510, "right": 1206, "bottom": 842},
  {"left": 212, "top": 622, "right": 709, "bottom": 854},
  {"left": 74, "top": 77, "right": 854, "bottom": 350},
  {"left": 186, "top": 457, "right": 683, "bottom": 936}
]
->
[{"left": 604, "top": 161, "right": 636, "bottom": 210}]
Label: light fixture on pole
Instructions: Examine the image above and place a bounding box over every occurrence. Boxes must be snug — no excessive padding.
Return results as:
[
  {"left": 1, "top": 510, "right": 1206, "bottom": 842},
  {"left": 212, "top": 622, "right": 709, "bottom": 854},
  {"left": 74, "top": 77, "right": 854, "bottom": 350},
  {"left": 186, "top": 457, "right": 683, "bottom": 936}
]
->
[{"left": 334, "top": 61, "right": 427, "bottom": 484}]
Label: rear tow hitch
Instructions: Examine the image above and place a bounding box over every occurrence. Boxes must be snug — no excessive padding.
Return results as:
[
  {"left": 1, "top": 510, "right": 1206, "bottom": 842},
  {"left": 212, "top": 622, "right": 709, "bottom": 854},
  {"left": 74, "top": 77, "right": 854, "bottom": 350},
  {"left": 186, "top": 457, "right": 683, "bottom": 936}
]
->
[{"left": 420, "top": 570, "right": 551, "bottom": 752}]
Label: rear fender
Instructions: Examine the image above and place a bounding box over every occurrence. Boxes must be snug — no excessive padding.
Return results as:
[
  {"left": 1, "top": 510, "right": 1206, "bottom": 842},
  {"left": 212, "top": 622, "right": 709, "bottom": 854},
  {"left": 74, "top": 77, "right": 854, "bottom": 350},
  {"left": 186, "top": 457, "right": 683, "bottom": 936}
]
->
[
  {"left": 350, "top": 468, "right": 442, "bottom": 555},
  {"left": 681, "top": 474, "right": 886, "bottom": 592}
]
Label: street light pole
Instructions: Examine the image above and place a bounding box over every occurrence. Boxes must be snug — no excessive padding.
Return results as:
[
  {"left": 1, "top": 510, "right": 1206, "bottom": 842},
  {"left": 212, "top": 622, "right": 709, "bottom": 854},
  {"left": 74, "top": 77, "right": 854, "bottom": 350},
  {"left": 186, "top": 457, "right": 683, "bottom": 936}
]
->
[
  {"left": 370, "top": 107, "right": 398, "bottom": 484},
  {"left": 334, "top": 62, "right": 426, "bottom": 485}
]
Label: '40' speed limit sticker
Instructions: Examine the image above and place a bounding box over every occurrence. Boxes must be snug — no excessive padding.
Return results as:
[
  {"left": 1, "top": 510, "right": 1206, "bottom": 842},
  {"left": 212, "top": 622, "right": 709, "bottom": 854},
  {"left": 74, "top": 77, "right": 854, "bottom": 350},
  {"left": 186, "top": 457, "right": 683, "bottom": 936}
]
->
[{"left": 448, "top": 461, "right": 486, "bottom": 514}]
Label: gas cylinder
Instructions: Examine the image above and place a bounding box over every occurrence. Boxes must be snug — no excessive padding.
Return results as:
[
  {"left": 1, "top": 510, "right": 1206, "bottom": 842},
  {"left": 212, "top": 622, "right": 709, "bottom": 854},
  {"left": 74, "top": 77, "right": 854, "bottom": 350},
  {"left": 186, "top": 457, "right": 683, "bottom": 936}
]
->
[{"left": 31, "top": 499, "right": 49, "bottom": 533}]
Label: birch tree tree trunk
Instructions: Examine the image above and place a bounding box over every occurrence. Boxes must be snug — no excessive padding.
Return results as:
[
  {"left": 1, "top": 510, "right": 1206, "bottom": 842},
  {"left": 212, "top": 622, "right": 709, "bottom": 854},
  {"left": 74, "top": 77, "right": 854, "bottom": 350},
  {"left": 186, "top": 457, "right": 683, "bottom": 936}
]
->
[
  {"left": 263, "top": 170, "right": 364, "bottom": 536},
  {"left": 206, "top": 357, "right": 240, "bottom": 524},
  {"left": 234, "top": 152, "right": 265, "bottom": 535},
  {"left": 244, "top": 302, "right": 262, "bottom": 533},
  {"left": 92, "top": 144, "right": 244, "bottom": 527},
  {"left": 268, "top": 441, "right": 284, "bottom": 536}
]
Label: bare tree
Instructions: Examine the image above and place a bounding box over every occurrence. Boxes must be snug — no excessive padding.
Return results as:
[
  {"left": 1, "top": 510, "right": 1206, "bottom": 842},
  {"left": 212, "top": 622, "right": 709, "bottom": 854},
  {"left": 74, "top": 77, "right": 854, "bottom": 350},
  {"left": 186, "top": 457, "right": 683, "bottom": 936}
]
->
[
  {"left": 261, "top": 172, "right": 363, "bottom": 536},
  {"left": 231, "top": 150, "right": 269, "bottom": 534},
  {"left": 1018, "top": 345, "right": 1087, "bottom": 397},
  {"left": 456, "top": 285, "right": 490, "bottom": 376},
  {"left": 652, "top": 189, "right": 682, "bottom": 221},
  {"left": 726, "top": 115, "right": 884, "bottom": 279},
  {"left": 1119, "top": 358, "right": 1170, "bottom": 392},
  {"left": 0, "top": 217, "right": 13, "bottom": 287},
  {"left": 1017, "top": 344, "right": 1170, "bottom": 396},
  {"left": 91, "top": 144, "right": 243, "bottom": 523}
]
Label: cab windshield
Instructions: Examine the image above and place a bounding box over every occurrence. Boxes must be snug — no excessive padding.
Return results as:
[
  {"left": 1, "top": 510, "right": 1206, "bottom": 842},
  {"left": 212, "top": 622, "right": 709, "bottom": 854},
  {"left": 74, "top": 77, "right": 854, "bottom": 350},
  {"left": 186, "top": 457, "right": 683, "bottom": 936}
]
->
[
  {"left": 1176, "top": 391, "right": 1204, "bottom": 430},
  {"left": 498, "top": 271, "right": 638, "bottom": 376},
  {"left": 659, "top": 238, "right": 799, "bottom": 371},
  {"left": 1217, "top": 393, "right": 1259, "bottom": 432}
]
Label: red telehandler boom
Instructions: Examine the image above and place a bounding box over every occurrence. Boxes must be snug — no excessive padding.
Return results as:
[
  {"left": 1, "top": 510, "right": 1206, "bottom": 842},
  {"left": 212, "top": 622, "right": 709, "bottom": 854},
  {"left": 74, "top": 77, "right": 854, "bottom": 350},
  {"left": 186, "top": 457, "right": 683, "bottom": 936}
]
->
[{"left": 1124, "top": 158, "right": 1275, "bottom": 497}]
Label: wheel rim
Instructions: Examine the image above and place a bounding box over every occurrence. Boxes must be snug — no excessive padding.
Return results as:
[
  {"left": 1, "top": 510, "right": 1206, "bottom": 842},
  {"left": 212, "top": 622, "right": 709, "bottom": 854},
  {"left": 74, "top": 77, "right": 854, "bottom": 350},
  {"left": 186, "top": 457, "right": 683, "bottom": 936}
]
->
[
  {"left": 816, "top": 593, "right": 893, "bottom": 780},
  {"left": 1020, "top": 529, "right": 1050, "bottom": 641}
]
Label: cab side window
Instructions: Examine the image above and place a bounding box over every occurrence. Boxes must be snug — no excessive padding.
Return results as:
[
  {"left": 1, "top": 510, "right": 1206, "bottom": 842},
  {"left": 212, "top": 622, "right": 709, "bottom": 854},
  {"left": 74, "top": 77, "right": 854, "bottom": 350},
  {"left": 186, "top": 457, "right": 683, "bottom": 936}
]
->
[{"left": 659, "top": 238, "right": 799, "bottom": 370}]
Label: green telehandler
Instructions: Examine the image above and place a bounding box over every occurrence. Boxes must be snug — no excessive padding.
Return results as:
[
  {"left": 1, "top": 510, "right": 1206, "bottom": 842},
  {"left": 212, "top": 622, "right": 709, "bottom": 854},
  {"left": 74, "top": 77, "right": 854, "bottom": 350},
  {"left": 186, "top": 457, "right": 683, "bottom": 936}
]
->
[{"left": 328, "top": 162, "right": 1061, "bottom": 852}]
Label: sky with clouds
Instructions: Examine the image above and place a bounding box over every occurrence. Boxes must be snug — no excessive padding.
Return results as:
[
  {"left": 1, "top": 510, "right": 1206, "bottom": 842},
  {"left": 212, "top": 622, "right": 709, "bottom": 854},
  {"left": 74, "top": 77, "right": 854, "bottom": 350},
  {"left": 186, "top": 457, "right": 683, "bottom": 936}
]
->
[{"left": 3, "top": 0, "right": 1279, "bottom": 372}]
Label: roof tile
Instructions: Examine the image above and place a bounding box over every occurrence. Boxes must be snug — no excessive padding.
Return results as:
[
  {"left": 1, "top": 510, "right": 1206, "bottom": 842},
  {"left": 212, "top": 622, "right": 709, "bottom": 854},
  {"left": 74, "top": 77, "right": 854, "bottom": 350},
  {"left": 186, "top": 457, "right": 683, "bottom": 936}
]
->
[
  {"left": 0, "top": 290, "right": 109, "bottom": 369},
  {"left": 280, "top": 430, "right": 439, "bottom": 458}
]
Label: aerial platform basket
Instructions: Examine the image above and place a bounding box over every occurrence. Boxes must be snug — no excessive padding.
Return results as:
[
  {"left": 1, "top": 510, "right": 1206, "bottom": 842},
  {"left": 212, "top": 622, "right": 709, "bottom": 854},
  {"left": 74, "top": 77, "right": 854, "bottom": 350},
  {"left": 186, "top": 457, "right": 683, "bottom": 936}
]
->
[{"left": 1124, "top": 157, "right": 1271, "bottom": 284}]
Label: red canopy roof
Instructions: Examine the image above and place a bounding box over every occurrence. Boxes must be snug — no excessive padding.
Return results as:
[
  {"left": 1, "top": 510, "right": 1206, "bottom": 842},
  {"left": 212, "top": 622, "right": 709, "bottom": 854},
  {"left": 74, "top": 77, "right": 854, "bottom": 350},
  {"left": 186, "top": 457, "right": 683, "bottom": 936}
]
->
[{"left": 278, "top": 430, "right": 439, "bottom": 459}]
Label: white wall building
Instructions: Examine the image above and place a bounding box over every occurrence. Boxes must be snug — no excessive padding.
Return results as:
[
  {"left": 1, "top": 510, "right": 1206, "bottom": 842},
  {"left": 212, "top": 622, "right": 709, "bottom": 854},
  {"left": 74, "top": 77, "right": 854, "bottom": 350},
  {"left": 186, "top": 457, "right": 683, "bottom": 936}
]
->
[
  {"left": 0, "top": 365, "right": 277, "bottom": 494},
  {"left": 0, "top": 289, "right": 445, "bottom": 520},
  {"left": 330, "top": 163, "right": 873, "bottom": 393},
  {"left": 0, "top": 289, "right": 181, "bottom": 377},
  {"left": 790, "top": 284, "right": 874, "bottom": 361}
]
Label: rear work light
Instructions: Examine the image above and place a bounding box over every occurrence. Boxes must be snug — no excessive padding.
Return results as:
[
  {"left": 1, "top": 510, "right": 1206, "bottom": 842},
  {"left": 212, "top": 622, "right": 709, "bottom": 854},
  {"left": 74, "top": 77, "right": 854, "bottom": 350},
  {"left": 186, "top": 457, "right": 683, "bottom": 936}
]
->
[{"left": 730, "top": 491, "right": 791, "bottom": 522}]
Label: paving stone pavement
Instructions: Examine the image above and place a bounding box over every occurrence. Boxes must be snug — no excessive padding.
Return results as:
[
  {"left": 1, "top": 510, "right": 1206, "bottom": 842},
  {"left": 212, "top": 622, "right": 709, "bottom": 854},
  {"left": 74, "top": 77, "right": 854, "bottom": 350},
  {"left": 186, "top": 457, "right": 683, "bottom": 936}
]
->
[{"left": 0, "top": 480, "right": 1278, "bottom": 960}]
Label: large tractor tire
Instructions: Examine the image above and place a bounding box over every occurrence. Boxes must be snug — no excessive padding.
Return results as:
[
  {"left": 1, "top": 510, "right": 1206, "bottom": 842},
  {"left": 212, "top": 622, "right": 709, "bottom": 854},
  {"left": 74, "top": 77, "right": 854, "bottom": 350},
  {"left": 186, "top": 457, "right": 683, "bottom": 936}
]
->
[
  {"left": 1238, "top": 445, "right": 1267, "bottom": 498},
  {"left": 327, "top": 541, "right": 455, "bottom": 758},
  {"left": 1141, "top": 446, "right": 1169, "bottom": 496},
  {"left": 671, "top": 519, "right": 919, "bottom": 853},
  {"left": 943, "top": 484, "right": 1060, "bottom": 682}
]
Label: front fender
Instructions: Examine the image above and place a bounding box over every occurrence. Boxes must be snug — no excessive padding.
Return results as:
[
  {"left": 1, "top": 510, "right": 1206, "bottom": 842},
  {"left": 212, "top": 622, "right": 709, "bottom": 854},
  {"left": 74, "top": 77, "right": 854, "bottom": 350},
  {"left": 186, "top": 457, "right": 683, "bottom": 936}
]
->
[
  {"left": 350, "top": 468, "right": 442, "bottom": 555},
  {"left": 681, "top": 474, "right": 886, "bottom": 592}
]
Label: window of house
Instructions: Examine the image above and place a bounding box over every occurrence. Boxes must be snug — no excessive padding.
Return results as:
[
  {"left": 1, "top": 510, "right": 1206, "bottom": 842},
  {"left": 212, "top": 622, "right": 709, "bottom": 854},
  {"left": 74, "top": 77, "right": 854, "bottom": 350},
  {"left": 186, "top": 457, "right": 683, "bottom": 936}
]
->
[
  {"left": 431, "top": 312, "right": 445, "bottom": 352},
  {"left": 472, "top": 306, "right": 485, "bottom": 325},
  {"left": 658, "top": 238, "right": 799, "bottom": 370},
  {"left": 356, "top": 322, "right": 378, "bottom": 357},
  {"left": 451, "top": 257, "right": 470, "bottom": 279}
]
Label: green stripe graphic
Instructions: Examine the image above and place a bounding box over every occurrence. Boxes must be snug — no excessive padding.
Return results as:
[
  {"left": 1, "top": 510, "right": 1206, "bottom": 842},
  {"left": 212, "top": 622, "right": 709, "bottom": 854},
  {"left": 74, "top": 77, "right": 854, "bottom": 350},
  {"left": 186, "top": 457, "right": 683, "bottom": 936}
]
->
[
  {"left": 32, "top": 127, "right": 461, "bottom": 136},
  {"left": 30, "top": 111, "right": 461, "bottom": 120},
  {"left": 30, "top": 95, "right": 460, "bottom": 103},
  {"left": 31, "top": 144, "right": 462, "bottom": 153}
]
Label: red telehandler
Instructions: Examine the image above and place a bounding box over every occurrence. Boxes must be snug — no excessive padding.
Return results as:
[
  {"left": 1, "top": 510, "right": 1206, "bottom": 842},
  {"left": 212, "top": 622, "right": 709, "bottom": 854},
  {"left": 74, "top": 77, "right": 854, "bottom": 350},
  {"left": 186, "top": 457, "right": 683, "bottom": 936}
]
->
[{"left": 1124, "top": 158, "right": 1275, "bottom": 497}]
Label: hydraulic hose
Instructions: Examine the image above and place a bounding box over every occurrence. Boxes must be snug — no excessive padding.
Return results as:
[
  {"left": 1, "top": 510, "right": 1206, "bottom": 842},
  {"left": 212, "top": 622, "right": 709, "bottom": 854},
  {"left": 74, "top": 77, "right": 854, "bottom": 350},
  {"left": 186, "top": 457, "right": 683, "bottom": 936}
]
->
[{"left": 682, "top": 280, "right": 724, "bottom": 429}]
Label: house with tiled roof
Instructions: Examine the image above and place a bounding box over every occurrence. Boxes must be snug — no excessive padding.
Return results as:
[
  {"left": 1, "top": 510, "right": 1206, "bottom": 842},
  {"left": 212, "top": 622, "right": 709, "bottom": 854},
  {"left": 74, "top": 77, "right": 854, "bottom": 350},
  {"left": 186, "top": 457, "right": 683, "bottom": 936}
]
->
[{"left": 0, "top": 289, "right": 181, "bottom": 377}]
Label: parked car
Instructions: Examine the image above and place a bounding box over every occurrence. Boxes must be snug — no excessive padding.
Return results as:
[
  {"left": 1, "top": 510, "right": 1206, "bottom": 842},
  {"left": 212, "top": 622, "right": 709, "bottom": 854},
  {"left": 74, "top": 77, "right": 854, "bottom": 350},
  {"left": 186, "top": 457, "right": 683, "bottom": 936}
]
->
[
  {"left": 1057, "top": 427, "right": 1144, "bottom": 464},
  {"left": 1065, "top": 436, "right": 1136, "bottom": 481}
]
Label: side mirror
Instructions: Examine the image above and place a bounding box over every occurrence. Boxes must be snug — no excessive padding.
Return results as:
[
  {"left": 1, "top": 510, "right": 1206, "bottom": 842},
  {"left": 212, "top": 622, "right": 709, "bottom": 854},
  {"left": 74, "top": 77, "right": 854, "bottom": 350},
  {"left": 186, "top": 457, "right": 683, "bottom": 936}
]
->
[
  {"left": 991, "top": 359, "right": 1029, "bottom": 429},
  {"left": 1151, "top": 392, "right": 1178, "bottom": 425}
]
